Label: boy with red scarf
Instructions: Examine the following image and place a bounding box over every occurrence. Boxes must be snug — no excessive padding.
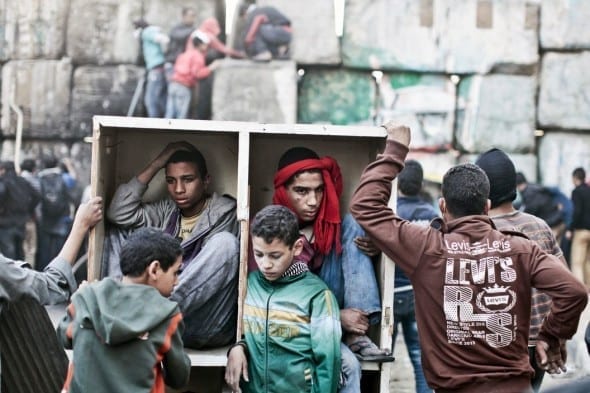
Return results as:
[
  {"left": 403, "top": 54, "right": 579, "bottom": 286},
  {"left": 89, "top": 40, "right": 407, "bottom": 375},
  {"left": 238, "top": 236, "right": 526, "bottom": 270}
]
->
[{"left": 258, "top": 147, "right": 392, "bottom": 392}]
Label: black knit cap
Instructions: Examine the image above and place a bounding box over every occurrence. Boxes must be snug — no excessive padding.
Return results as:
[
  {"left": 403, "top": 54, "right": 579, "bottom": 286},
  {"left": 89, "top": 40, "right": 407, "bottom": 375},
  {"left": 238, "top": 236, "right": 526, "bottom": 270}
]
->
[
  {"left": 277, "top": 147, "right": 319, "bottom": 170},
  {"left": 398, "top": 160, "right": 423, "bottom": 196},
  {"left": 475, "top": 148, "right": 517, "bottom": 208}
]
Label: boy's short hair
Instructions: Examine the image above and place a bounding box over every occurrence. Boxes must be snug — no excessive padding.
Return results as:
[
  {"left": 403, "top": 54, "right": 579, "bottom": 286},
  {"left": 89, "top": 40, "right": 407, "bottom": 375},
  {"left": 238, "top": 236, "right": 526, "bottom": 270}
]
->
[
  {"left": 166, "top": 144, "right": 208, "bottom": 179},
  {"left": 398, "top": 160, "right": 423, "bottom": 196},
  {"left": 573, "top": 167, "right": 586, "bottom": 182},
  {"left": 120, "top": 228, "right": 183, "bottom": 277},
  {"left": 441, "top": 163, "right": 490, "bottom": 217},
  {"left": 251, "top": 205, "right": 300, "bottom": 248}
]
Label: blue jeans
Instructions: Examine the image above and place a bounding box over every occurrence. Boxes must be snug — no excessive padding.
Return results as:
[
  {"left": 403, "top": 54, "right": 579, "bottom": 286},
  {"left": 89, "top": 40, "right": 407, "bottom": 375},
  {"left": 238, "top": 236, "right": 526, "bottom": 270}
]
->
[
  {"left": 171, "top": 232, "right": 240, "bottom": 348},
  {"left": 144, "top": 67, "right": 167, "bottom": 117},
  {"left": 339, "top": 343, "right": 361, "bottom": 393},
  {"left": 319, "top": 214, "right": 382, "bottom": 324},
  {"left": 247, "top": 24, "right": 292, "bottom": 57},
  {"left": 165, "top": 81, "right": 192, "bottom": 119},
  {"left": 393, "top": 290, "right": 432, "bottom": 393}
]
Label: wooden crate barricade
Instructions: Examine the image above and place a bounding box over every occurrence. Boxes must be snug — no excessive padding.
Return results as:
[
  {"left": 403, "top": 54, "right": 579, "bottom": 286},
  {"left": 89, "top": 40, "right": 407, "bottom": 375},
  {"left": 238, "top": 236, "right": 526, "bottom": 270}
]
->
[{"left": 89, "top": 116, "right": 395, "bottom": 393}]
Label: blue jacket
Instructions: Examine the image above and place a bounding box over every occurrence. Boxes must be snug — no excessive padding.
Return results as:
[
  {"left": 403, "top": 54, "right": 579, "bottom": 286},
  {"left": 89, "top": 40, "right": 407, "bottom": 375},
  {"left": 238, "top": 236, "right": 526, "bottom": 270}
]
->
[{"left": 395, "top": 196, "right": 438, "bottom": 290}]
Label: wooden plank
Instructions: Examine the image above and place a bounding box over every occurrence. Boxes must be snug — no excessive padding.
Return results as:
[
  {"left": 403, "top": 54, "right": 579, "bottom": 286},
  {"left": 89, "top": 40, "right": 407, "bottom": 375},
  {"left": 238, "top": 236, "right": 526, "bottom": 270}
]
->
[
  {"left": 93, "top": 116, "right": 387, "bottom": 138},
  {"left": 185, "top": 347, "right": 229, "bottom": 367}
]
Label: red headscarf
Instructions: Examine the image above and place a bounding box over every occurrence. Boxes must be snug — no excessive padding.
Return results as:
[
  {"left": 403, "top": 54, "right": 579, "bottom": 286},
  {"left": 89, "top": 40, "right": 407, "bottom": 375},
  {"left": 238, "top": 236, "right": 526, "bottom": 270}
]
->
[{"left": 273, "top": 156, "right": 343, "bottom": 256}]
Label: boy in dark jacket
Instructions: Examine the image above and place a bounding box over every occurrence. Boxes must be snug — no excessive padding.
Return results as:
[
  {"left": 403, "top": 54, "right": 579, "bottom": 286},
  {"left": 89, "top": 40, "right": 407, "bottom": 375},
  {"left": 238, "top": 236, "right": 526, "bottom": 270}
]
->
[
  {"left": 350, "top": 122, "right": 588, "bottom": 393},
  {"left": 225, "top": 205, "right": 341, "bottom": 393},
  {"left": 58, "top": 227, "right": 190, "bottom": 393}
]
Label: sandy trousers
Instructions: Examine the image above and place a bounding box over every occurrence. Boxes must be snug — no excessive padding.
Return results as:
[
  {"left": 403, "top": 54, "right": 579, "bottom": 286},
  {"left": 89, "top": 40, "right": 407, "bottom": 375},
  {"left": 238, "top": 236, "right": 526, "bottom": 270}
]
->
[{"left": 571, "top": 228, "right": 590, "bottom": 286}]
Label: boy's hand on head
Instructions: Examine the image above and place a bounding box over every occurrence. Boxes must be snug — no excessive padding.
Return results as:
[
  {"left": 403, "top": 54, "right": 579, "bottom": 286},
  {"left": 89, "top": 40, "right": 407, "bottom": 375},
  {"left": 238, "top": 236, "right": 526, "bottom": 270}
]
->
[
  {"left": 154, "top": 141, "right": 195, "bottom": 168},
  {"left": 535, "top": 339, "right": 567, "bottom": 374},
  {"left": 354, "top": 236, "right": 380, "bottom": 257},
  {"left": 382, "top": 122, "right": 411, "bottom": 148},
  {"left": 225, "top": 345, "right": 249, "bottom": 392},
  {"left": 73, "top": 196, "right": 103, "bottom": 230},
  {"left": 340, "top": 308, "right": 370, "bottom": 335}
]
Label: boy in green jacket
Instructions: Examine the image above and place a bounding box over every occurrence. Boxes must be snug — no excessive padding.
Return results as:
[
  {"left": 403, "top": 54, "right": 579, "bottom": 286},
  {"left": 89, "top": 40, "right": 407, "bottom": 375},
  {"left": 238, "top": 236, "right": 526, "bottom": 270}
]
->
[
  {"left": 225, "top": 205, "right": 341, "bottom": 393},
  {"left": 57, "top": 227, "right": 190, "bottom": 393}
]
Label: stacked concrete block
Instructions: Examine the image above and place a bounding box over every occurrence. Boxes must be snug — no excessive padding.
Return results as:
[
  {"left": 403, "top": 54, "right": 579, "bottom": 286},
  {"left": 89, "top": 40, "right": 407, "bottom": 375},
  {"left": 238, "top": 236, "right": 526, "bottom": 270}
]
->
[
  {"left": 70, "top": 65, "right": 144, "bottom": 137},
  {"left": 0, "top": 0, "right": 69, "bottom": 61},
  {"left": 1, "top": 58, "right": 72, "bottom": 138},
  {"left": 540, "top": 0, "right": 590, "bottom": 50},
  {"left": 256, "top": 0, "right": 340, "bottom": 65},
  {"left": 298, "top": 69, "right": 375, "bottom": 125},
  {"left": 342, "top": 0, "right": 443, "bottom": 72},
  {"left": 538, "top": 52, "right": 590, "bottom": 129},
  {"left": 212, "top": 59, "right": 297, "bottom": 123},
  {"left": 377, "top": 73, "right": 455, "bottom": 149},
  {"left": 342, "top": 0, "right": 538, "bottom": 73},
  {"left": 455, "top": 74, "right": 536, "bottom": 153},
  {"left": 538, "top": 132, "right": 590, "bottom": 195},
  {"left": 66, "top": 0, "right": 219, "bottom": 65},
  {"left": 67, "top": 0, "right": 141, "bottom": 65}
]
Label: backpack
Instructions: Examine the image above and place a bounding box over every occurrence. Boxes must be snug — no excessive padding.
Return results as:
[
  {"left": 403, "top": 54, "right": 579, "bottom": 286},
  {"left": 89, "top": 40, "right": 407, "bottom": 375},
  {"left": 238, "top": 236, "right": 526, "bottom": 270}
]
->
[
  {"left": 39, "top": 172, "right": 70, "bottom": 219},
  {"left": 0, "top": 175, "right": 40, "bottom": 217}
]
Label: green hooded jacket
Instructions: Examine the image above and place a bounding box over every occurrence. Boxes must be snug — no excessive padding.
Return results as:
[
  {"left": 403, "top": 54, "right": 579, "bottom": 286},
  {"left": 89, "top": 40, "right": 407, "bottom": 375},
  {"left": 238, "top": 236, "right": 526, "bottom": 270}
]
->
[{"left": 57, "top": 278, "right": 190, "bottom": 393}]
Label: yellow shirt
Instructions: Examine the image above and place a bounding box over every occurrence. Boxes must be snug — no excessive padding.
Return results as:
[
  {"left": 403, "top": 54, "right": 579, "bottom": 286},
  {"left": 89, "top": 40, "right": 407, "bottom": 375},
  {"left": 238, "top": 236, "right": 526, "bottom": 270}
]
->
[{"left": 179, "top": 199, "right": 209, "bottom": 241}]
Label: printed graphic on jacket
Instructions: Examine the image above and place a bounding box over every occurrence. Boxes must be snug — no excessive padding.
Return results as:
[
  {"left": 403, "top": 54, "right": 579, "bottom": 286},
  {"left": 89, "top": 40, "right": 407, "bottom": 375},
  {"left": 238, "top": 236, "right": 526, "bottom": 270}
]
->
[{"left": 443, "top": 237, "right": 516, "bottom": 348}]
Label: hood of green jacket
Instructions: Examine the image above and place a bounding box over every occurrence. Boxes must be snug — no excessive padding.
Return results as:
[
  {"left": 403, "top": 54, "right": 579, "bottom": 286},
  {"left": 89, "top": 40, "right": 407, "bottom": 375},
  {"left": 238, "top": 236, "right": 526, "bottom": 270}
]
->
[{"left": 72, "top": 278, "right": 178, "bottom": 346}]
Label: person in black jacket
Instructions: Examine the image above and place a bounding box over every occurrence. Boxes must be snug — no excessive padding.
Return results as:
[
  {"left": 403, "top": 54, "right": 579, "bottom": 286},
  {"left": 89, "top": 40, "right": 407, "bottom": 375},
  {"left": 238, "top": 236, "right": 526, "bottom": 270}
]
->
[
  {"left": 567, "top": 167, "right": 590, "bottom": 286},
  {"left": 0, "top": 161, "right": 40, "bottom": 260},
  {"left": 516, "top": 172, "right": 566, "bottom": 243}
]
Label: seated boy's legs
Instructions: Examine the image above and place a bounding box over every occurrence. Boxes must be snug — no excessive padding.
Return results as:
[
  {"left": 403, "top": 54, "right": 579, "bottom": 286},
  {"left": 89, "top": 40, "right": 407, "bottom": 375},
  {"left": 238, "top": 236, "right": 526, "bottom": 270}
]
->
[
  {"left": 171, "top": 231, "right": 239, "bottom": 348},
  {"left": 339, "top": 343, "right": 362, "bottom": 393},
  {"left": 341, "top": 214, "right": 381, "bottom": 321}
]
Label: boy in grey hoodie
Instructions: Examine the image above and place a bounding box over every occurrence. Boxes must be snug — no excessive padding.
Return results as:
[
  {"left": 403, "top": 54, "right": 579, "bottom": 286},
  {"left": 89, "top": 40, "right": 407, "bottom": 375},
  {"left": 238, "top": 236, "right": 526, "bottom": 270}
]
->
[{"left": 58, "top": 227, "right": 190, "bottom": 393}]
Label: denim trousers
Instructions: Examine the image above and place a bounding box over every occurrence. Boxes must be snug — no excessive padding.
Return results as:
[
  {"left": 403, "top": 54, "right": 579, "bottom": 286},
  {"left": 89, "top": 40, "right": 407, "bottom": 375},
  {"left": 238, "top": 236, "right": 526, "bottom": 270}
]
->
[
  {"left": 248, "top": 24, "right": 292, "bottom": 57},
  {"left": 144, "top": 67, "right": 167, "bottom": 118},
  {"left": 165, "top": 81, "right": 192, "bottom": 119},
  {"left": 393, "top": 290, "right": 432, "bottom": 393},
  {"left": 339, "top": 343, "right": 362, "bottom": 393},
  {"left": 319, "top": 214, "right": 382, "bottom": 324},
  {"left": 170, "top": 232, "right": 240, "bottom": 349}
]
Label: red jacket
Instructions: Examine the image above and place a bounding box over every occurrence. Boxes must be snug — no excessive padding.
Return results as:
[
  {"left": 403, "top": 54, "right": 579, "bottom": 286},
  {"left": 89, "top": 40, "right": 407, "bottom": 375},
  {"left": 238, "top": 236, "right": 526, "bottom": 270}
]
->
[{"left": 171, "top": 47, "right": 210, "bottom": 88}]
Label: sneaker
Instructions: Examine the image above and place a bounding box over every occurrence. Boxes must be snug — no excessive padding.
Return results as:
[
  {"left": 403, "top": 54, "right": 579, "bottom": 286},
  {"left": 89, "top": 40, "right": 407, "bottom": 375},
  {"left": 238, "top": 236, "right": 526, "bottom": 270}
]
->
[
  {"left": 345, "top": 334, "right": 394, "bottom": 363},
  {"left": 252, "top": 51, "right": 272, "bottom": 62}
]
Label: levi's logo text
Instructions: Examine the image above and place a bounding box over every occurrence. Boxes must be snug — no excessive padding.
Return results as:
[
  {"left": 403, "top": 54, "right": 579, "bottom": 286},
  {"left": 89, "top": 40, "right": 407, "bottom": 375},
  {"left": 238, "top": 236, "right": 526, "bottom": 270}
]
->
[{"left": 443, "top": 238, "right": 517, "bottom": 348}]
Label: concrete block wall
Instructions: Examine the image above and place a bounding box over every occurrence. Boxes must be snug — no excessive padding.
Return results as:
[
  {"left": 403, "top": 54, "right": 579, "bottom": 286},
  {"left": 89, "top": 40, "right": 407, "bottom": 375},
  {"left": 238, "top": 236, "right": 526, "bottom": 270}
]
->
[{"left": 0, "top": 0, "right": 222, "bottom": 187}]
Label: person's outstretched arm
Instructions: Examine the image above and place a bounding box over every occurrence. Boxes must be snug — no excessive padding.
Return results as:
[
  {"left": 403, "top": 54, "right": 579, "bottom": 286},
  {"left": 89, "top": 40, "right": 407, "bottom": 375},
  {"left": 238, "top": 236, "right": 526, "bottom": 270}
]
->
[
  {"left": 0, "top": 196, "right": 102, "bottom": 305},
  {"left": 350, "top": 122, "right": 428, "bottom": 277}
]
